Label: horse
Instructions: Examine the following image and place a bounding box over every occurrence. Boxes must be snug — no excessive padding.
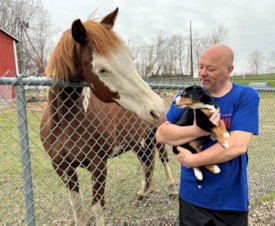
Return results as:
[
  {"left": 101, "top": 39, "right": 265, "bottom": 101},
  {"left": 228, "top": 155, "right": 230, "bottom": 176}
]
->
[
  {"left": 82, "top": 88, "right": 176, "bottom": 199},
  {"left": 40, "top": 8, "right": 167, "bottom": 225}
]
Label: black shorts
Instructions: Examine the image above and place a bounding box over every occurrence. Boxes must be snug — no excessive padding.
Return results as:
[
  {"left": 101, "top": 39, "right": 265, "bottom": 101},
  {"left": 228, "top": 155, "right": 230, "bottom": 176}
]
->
[{"left": 179, "top": 196, "right": 248, "bottom": 226}]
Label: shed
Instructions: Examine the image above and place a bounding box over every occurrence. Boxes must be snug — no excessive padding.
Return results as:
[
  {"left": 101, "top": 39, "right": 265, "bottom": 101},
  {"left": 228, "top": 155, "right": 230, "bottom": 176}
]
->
[
  {"left": 249, "top": 82, "right": 272, "bottom": 89},
  {"left": 0, "top": 28, "right": 20, "bottom": 99}
]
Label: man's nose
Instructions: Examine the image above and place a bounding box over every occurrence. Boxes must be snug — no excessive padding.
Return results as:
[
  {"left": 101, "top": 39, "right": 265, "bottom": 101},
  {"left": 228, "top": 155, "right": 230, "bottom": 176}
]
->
[
  {"left": 199, "top": 68, "right": 204, "bottom": 75},
  {"left": 199, "top": 68, "right": 207, "bottom": 76}
]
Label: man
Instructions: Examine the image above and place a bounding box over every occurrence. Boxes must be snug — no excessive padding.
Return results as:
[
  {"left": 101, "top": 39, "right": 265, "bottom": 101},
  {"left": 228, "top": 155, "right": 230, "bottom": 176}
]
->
[{"left": 156, "top": 44, "right": 259, "bottom": 226}]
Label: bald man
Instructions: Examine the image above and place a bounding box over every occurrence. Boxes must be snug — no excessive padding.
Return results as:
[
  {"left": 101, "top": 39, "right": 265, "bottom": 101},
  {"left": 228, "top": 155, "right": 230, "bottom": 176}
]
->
[{"left": 156, "top": 44, "right": 259, "bottom": 226}]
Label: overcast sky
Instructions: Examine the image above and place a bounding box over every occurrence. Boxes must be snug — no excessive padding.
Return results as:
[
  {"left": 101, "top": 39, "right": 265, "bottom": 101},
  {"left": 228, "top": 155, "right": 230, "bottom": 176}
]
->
[{"left": 44, "top": 0, "right": 275, "bottom": 74}]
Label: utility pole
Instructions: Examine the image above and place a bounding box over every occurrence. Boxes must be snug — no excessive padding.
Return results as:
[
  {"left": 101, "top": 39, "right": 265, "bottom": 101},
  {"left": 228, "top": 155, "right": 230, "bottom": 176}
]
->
[{"left": 190, "top": 21, "right": 194, "bottom": 77}]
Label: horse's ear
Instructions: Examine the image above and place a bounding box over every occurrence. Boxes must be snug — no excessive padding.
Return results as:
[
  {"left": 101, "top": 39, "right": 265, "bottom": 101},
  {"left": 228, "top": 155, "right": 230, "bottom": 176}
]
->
[
  {"left": 72, "top": 19, "right": 87, "bottom": 45},
  {"left": 100, "top": 7, "right": 119, "bottom": 29}
]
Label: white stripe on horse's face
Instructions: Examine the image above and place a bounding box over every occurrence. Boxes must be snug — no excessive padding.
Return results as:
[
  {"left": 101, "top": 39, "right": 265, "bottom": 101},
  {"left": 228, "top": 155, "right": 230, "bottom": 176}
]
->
[{"left": 91, "top": 43, "right": 165, "bottom": 127}]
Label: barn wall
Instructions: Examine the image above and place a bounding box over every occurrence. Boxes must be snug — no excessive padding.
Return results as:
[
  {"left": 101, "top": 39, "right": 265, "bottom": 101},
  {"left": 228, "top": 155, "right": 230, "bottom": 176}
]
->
[{"left": 0, "top": 30, "right": 17, "bottom": 98}]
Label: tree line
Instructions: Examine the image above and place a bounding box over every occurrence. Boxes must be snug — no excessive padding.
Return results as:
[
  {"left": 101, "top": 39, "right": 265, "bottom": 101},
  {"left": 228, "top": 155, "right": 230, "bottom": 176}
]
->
[
  {"left": 1, "top": 0, "right": 274, "bottom": 78},
  {"left": 0, "top": 0, "right": 55, "bottom": 75}
]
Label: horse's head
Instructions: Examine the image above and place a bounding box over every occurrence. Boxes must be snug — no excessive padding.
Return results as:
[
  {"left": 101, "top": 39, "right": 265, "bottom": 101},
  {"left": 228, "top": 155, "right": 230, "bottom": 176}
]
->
[{"left": 46, "top": 8, "right": 165, "bottom": 127}]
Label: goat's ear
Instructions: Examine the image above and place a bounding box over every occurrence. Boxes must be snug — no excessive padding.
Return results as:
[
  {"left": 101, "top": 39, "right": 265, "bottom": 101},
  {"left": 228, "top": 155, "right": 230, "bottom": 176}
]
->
[
  {"left": 192, "top": 86, "right": 204, "bottom": 101},
  {"left": 72, "top": 19, "right": 87, "bottom": 45},
  {"left": 100, "top": 7, "right": 119, "bottom": 29}
]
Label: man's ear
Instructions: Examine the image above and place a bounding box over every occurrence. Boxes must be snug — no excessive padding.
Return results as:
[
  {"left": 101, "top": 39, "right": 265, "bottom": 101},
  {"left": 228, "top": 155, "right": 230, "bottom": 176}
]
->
[{"left": 226, "top": 65, "right": 234, "bottom": 78}]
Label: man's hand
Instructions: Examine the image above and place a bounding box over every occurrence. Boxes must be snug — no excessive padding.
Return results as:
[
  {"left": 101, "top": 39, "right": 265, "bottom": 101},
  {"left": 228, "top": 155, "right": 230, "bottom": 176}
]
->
[
  {"left": 192, "top": 108, "right": 220, "bottom": 136},
  {"left": 174, "top": 146, "right": 196, "bottom": 168},
  {"left": 210, "top": 108, "right": 221, "bottom": 126}
]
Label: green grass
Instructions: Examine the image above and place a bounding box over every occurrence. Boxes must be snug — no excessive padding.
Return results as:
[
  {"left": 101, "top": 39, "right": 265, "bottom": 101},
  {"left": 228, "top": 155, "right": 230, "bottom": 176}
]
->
[
  {"left": 229, "top": 74, "right": 275, "bottom": 87},
  {"left": 153, "top": 74, "right": 275, "bottom": 87},
  {"left": 0, "top": 111, "right": 180, "bottom": 224},
  {"left": 249, "top": 192, "right": 275, "bottom": 208}
]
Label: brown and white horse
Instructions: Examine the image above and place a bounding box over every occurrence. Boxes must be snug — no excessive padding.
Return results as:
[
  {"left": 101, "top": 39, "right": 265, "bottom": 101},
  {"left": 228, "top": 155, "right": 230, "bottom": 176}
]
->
[{"left": 40, "top": 8, "right": 169, "bottom": 225}]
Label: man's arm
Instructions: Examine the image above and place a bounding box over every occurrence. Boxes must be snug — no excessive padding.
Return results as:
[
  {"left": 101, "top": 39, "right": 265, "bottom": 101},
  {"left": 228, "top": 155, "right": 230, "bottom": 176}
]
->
[
  {"left": 156, "top": 121, "right": 209, "bottom": 146},
  {"left": 174, "top": 130, "right": 253, "bottom": 168},
  {"left": 156, "top": 109, "right": 221, "bottom": 146}
]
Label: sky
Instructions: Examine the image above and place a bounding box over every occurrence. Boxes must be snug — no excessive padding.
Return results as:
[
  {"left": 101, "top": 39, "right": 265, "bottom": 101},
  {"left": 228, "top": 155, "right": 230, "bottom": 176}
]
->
[{"left": 43, "top": 0, "right": 275, "bottom": 75}]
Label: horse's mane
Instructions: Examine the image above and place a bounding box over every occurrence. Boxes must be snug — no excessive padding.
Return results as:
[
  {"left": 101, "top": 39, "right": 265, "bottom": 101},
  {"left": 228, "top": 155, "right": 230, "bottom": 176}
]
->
[{"left": 46, "top": 20, "right": 123, "bottom": 81}]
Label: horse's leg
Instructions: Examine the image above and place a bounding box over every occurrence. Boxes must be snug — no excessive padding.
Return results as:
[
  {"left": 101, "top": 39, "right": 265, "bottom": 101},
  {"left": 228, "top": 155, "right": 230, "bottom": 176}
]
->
[
  {"left": 69, "top": 189, "right": 87, "bottom": 226},
  {"left": 147, "top": 128, "right": 175, "bottom": 193},
  {"left": 52, "top": 161, "right": 87, "bottom": 225},
  {"left": 134, "top": 142, "right": 156, "bottom": 200},
  {"left": 89, "top": 158, "right": 107, "bottom": 226},
  {"left": 156, "top": 142, "right": 176, "bottom": 193}
]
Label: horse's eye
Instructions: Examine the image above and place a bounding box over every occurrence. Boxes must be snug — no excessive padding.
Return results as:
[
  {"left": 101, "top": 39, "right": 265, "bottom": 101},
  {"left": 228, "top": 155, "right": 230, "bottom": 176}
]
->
[{"left": 99, "top": 69, "right": 105, "bottom": 73}]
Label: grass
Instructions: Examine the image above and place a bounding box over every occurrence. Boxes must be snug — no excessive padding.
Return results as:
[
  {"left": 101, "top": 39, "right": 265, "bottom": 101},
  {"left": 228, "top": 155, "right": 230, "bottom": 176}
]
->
[
  {"left": 0, "top": 87, "right": 274, "bottom": 224},
  {"left": 249, "top": 192, "right": 275, "bottom": 208},
  {"left": 229, "top": 74, "right": 275, "bottom": 87},
  {"left": 0, "top": 110, "right": 180, "bottom": 224},
  {"left": 151, "top": 74, "right": 275, "bottom": 87}
]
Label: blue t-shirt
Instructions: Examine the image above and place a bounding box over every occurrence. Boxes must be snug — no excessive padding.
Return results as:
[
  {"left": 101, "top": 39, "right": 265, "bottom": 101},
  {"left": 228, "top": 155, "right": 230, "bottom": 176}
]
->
[{"left": 166, "top": 83, "right": 259, "bottom": 211}]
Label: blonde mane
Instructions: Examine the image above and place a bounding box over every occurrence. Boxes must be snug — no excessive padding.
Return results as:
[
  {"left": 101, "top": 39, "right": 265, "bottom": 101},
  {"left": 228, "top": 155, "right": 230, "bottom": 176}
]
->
[{"left": 46, "top": 20, "right": 123, "bottom": 81}]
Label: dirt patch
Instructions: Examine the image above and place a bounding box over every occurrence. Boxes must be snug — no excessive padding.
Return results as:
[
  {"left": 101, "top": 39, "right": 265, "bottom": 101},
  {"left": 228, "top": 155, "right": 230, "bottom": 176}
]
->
[
  {"left": 50, "top": 199, "right": 274, "bottom": 225},
  {"left": 112, "top": 200, "right": 275, "bottom": 226},
  {"left": 0, "top": 96, "right": 47, "bottom": 114},
  {"left": 249, "top": 200, "right": 274, "bottom": 225}
]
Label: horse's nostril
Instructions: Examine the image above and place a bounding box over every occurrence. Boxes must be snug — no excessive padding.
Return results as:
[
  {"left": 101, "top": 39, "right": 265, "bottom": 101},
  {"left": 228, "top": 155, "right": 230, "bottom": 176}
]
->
[{"left": 150, "top": 110, "right": 159, "bottom": 120}]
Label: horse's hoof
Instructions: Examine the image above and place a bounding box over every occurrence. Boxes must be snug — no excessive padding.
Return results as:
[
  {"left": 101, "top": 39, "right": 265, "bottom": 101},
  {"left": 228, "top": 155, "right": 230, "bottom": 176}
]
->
[
  {"left": 137, "top": 194, "right": 147, "bottom": 201},
  {"left": 168, "top": 192, "right": 178, "bottom": 200}
]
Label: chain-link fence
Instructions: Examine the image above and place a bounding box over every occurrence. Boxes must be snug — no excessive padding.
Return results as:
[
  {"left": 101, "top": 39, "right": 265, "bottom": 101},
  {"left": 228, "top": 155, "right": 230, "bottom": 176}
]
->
[{"left": 0, "top": 74, "right": 274, "bottom": 225}]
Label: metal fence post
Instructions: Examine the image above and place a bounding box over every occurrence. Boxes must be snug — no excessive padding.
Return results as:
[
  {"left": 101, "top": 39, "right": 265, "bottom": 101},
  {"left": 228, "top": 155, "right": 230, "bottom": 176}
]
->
[{"left": 14, "top": 74, "right": 36, "bottom": 226}]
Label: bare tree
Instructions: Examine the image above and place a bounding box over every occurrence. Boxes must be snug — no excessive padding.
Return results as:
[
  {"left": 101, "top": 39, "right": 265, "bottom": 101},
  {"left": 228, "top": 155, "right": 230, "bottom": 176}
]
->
[
  {"left": 0, "top": 0, "right": 56, "bottom": 75},
  {"left": 192, "top": 33, "right": 204, "bottom": 74},
  {"left": 168, "top": 34, "right": 187, "bottom": 75},
  {"left": 191, "top": 25, "right": 229, "bottom": 75},
  {"left": 140, "top": 43, "right": 158, "bottom": 79},
  {"left": 247, "top": 50, "right": 265, "bottom": 75},
  {"left": 128, "top": 24, "right": 229, "bottom": 78},
  {"left": 128, "top": 36, "right": 158, "bottom": 79},
  {"left": 154, "top": 34, "right": 186, "bottom": 77},
  {"left": 267, "top": 51, "right": 275, "bottom": 74},
  {"left": 154, "top": 32, "right": 167, "bottom": 76},
  {"left": 210, "top": 25, "right": 229, "bottom": 45}
]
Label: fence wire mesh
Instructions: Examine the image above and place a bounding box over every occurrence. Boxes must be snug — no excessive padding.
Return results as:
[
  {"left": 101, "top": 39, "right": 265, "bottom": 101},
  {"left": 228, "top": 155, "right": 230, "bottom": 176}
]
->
[{"left": 0, "top": 75, "right": 274, "bottom": 225}]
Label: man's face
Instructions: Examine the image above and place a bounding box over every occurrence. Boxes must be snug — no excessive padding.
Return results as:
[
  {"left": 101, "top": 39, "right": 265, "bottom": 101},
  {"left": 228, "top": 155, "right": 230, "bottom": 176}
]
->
[{"left": 198, "top": 53, "right": 230, "bottom": 92}]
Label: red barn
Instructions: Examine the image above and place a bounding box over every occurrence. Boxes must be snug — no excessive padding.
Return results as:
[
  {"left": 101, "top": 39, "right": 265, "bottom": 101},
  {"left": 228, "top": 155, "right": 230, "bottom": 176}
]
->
[{"left": 0, "top": 28, "right": 20, "bottom": 99}]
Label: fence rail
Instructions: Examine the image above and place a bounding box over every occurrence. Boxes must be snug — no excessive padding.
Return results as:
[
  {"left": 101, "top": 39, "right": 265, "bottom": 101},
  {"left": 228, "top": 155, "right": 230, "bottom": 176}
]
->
[{"left": 0, "top": 75, "right": 274, "bottom": 225}]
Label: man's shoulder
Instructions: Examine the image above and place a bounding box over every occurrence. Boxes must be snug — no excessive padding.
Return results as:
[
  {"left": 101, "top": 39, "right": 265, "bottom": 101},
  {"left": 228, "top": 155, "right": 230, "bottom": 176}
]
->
[
  {"left": 232, "top": 82, "right": 258, "bottom": 93},
  {"left": 232, "top": 83, "right": 259, "bottom": 98}
]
